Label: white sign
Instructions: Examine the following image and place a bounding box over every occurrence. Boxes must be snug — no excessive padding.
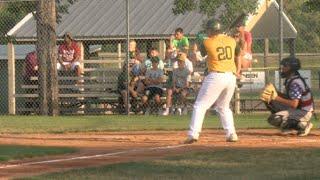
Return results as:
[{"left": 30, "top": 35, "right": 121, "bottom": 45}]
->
[
  {"left": 240, "top": 71, "right": 265, "bottom": 91},
  {"left": 274, "top": 70, "right": 311, "bottom": 92}
]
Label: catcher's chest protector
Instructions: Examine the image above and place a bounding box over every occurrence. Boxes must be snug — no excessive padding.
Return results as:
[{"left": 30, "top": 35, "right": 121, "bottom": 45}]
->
[{"left": 284, "top": 75, "right": 313, "bottom": 109}]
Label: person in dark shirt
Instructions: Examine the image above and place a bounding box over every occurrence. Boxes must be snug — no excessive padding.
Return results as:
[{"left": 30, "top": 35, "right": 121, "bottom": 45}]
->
[
  {"left": 23, "top": 51, "right": 38, "bottom": 84},
  {"left": 23, "top": 51, "right": 39, "bottom": 114}
]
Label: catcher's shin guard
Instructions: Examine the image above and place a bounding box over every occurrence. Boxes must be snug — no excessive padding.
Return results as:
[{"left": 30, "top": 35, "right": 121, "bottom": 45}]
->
[{"left": 267, "top": 114, "right": 283, "bottom": 127}]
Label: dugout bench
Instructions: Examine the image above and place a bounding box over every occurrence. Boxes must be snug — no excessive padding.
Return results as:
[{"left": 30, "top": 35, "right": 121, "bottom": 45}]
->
[{"left": 17, "top": 60, "right": 123, "bottom": 115}]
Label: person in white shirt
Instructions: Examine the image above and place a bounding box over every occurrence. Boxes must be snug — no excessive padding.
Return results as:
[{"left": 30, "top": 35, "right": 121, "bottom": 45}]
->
[{"left": 163, "top": 52, "right": 193, "bottom": 115}]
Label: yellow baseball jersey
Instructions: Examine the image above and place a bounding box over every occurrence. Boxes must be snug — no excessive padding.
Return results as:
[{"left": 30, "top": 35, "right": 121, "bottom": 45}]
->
[{"left": 203, "top": 34, "right": 237, "bottom": 73}]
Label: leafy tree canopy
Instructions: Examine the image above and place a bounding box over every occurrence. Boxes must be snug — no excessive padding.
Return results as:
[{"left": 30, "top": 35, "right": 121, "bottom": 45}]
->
[
  {"left": 302, "top": 0, "right": 320, "bottom": 12},
  {"left": 0, "top": 0, "right": 77, "bottom": 43},
  {"left": 172, "top": 0, "right": 259, "bottom": 26}
]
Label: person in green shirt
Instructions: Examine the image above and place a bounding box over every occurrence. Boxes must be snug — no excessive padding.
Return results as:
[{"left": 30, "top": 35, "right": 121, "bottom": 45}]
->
[{"left": 170, "top": 27, "right": 189, "bottom": 53}]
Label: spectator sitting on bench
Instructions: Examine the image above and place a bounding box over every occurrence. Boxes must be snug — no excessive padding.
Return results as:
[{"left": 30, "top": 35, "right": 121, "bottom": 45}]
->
[
  {"left": 188, "top": 43, "right": 203, "bottom": 67},
  {"left": 23, "top": 51, "right": 39, "bottom": 114},
  {"left": 173, "top": 52, "right": 193, "bottom": 73},
  {"left": 164, "top": 42, "right": 177, "bottom": 67},
  {"left": 163, "top": 53, "right": 192, "bottom": 116},
  {"left": 136, "top": 48, "right": 164, "bottom": 95},
  {"left": 141, "top": 57, "right": 164, "bottom": 115},
  {"left": 23, "top": 51, "right": 38, "bottom": 84},
  {"left": 142, "top": 47, "right": 164, "bottom": 72},
  {"left": 129, "top": 40, "right": 143, "bottom": 64},
  {"left": 57, "top": 32, "right": 82, "bottom": 82},
  {"left": 129, "top": 40, "right": 143, "bottom": 87},
  {"left": 117, "top": 62, "right": 141, "bottom": 114}
]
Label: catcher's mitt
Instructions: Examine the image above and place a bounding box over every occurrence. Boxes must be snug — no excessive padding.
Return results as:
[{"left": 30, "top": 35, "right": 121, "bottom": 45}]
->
[{"left": 260, "top": 83, "right": 278, "bottom": 103}]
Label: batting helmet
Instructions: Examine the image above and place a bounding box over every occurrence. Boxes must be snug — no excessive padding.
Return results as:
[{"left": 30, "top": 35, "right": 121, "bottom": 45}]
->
[
  {"left": 206, "top": 19, "right": 222, "bottom": 32},
  {"left": 280, "top": 56, "right": 301, "bottom": 71}
]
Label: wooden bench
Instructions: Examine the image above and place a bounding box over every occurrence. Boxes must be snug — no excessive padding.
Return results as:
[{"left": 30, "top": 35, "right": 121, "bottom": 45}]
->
[
  {"left": 17, "top": 62, "right": 123, "bottom": 115},
  {"left": 17, "top": 61, "right": 207, "bottom": 115}
]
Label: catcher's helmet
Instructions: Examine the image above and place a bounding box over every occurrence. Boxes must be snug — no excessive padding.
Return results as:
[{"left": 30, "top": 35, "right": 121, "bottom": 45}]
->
[
  {"left": 206, "top": 19, "right": 222, "bottom": 32},
  {"left": 280, "top": 56, "right": 301, "bottom": 71}
]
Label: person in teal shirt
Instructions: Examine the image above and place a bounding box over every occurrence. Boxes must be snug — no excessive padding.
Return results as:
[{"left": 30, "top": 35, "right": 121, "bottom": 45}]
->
[{"left": 143, "top": 47, "right": 164, "bottom": 71}]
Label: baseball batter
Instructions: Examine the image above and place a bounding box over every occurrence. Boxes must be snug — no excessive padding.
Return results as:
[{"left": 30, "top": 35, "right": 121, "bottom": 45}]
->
[{"left": 184, "top": 20, "right": 241, "bottom": 144}]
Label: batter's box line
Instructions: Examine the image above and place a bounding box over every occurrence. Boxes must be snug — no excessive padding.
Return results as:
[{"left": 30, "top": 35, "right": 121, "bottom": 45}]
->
[{"left": 0, "top": 144, "right": 188, "bottom": 170}]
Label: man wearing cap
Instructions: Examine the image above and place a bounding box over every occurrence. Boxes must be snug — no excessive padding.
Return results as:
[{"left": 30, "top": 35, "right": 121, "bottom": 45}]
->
[
  {"left": 184, "top": 19, "right": 241, "bottom": 144},
  {"left": 162, "top": 52, "right": 193, "bottom": 116},
  {"left": 58, "top": 32, "right": 81, "bottom": 78},
  {"left": 236, "top": 22, "right": 253, "bottom": 69},
  {"left": 172, "top": 52, "right": 193, "bottom": 73},
  {"left": 163, "top": 52, "right": 191, "bottom": 116}
]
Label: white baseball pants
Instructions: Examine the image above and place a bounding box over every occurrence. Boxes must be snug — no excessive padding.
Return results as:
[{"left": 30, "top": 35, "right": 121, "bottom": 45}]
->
[{"left": 188, "top": 72, "right": 236, "bottom": 139}]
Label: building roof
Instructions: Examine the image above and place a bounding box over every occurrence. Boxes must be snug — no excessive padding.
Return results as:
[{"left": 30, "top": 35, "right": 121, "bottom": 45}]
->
[
  {"left": 0, "top": 45, "right": 35, "bottom": 60},
  {"left": 247, "top": 0, "right": 297, "bottom": 39},
  {"left": 7, "top": 0, "right": 297, "bottom": 42},
  {"left": 7, "top": 0, "right": 207, "bottom": 42},
  {"left": 0, "top": 44, "right": 101, "bottom": 59}
]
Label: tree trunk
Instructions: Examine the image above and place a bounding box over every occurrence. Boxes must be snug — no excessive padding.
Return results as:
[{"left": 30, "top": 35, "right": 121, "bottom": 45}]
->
[{"left": 36, "top": 0, "right": 58, "bottom": 116}]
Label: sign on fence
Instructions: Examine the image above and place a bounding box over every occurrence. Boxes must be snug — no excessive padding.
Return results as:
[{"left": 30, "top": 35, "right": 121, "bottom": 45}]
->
[
  {"left": 274, "top": 70, "right": 311, "bottom": 92},
  {"left": 240, "top": 71, "right": 265, "bottom": 91}
]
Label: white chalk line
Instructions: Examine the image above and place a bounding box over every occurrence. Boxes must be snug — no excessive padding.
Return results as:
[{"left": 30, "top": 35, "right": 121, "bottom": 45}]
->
[{"left": 0, "top": 144, "right": 188, "bottom": 170}]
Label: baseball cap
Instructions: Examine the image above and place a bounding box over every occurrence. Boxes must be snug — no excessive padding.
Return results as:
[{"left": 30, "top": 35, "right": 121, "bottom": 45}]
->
[{"left": 176, "top": 53, "right": 187, "bottom": 61}]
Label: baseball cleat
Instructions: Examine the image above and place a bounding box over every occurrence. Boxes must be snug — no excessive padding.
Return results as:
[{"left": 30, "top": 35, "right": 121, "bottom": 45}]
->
[
  {"left": 280, "top": 128, "right": 296, "bottom": 135},
  {"left": 297, "top": 122, "right": 313, "bottom": 137},
  {"left": 183, "top": 136, "right": 198, "bottom": 144},
  {"left": 226, "top": 133, "right": 238, "bottom": 142}
]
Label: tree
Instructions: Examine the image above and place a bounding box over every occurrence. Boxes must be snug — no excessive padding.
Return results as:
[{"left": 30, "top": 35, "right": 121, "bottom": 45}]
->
[
  {"left": 0, "top": 0, "right": 77, "bottom": 43},
  {"left": 0, "top": 0, "right": 78, "bottom": 115},
  {"left": 303, "top": 0, "right": 320, "bottom": 12},
  {"left": 283, "top": 0, "right": 320, "bottom": 52},
  {"left": 172, "top": 0, "right": 259, "bottom": 27},
  {"left": 36, "top": 0, "right": 58, "bottom": 115},
  {"left": 173, "top": 0, "right": 320, "bottom": 53}
]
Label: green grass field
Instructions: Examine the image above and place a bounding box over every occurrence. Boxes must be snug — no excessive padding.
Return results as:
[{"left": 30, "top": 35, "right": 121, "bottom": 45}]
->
[
  {"left": 20, "top": 148, "right": 320, "bottom": 180},
  {"left": 0, "top": 145, "right": 76, "bottom": 162},
  {"left": 0, "top": 114, "right": 318, "bottom": 134},
  {"left": 0, "top": 114, "right": 278, "bottom": 134}
]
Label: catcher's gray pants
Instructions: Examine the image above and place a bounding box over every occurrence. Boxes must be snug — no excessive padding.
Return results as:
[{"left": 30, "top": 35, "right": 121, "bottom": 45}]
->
[{"left": 267, "top": 101, "right": 312, "bottom": 130}]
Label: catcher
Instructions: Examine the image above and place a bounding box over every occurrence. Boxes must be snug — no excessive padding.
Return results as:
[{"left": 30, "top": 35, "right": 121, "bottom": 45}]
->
[{"left": 260, "top": 56, "right": 314, "bottom": 136}]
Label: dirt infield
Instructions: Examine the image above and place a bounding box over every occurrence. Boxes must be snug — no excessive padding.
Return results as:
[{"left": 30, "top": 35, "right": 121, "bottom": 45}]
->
[{"left": 1, "top": 129, "right": 320, "bottom": 179}]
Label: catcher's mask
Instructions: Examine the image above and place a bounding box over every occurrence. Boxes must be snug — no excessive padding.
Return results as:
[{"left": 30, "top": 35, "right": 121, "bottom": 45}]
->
[{"left": 280, "top": 56, "right": 301, "bottom": 78}]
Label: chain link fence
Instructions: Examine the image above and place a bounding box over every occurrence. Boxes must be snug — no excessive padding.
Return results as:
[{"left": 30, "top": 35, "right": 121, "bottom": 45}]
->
[{"left": 0, "top": 0, "right": 319, "bottom": 115}]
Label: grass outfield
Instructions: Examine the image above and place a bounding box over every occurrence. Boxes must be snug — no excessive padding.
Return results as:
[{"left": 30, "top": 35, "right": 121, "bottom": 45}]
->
[
  {"left": 20, "top": 148, "right": 320, "bottom": 180},
  {"left": 0, "top": 114, "right": 287, "bottom": 134},
  {"left": 0, "top": 114, "right": 318, "bottom": 134},
  {"left": 0, "top": 145, "right": 77, "bottom": 162}
]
